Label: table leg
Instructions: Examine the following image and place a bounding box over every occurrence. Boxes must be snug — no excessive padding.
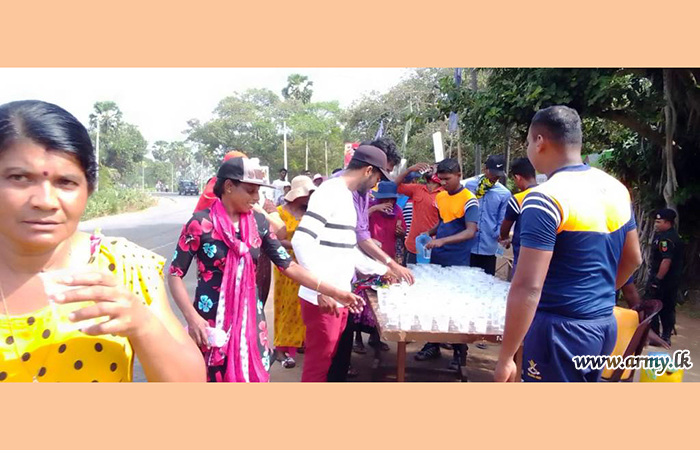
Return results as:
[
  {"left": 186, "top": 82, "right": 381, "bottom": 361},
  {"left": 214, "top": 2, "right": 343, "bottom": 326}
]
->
[
  {"left": 514, "top": 344, "right": 524, "bottom": 382},
  {"left": 397, "top": 341, "right": 406, "bottom": 382}
]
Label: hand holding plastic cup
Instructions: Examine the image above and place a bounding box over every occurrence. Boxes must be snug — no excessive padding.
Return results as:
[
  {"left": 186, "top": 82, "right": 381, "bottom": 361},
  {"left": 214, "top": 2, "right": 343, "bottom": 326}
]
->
[
  {"left": 39, "top": 269, "right": 104, "bottom": 333},
  {"left": 415, "top": 234, "right": 432, "bottom": 263}
]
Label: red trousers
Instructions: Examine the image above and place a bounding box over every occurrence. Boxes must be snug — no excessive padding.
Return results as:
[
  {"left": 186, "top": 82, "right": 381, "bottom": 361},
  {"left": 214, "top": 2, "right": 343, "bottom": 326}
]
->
[{"left": 300, "top": 298, "right": 348, "bottom": 382}]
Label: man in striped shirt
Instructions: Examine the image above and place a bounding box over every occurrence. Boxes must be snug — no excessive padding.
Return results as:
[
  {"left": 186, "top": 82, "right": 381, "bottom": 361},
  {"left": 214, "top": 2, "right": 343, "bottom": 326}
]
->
[
  {"left": 292, "top": 145, "right": 392, "bottom": 382},
  {"left": 494, "top": 106, "right": 642, "bottom": 382},
  {"left": 499, "top": 157, "right": 538, "bottom": 278}
]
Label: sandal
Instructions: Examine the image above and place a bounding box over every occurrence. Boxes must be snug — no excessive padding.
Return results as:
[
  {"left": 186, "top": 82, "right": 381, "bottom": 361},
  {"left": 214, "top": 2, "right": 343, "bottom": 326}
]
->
[
  {"left": 347, "top": 366, "right": 359, "bottom": 378},
  {"left": 281, "top": 356, "right": 296, "bottom": 369}
]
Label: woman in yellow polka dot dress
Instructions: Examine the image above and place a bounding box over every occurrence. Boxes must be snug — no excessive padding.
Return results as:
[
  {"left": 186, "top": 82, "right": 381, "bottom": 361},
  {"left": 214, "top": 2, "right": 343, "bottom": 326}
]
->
[{"left": 0, "top": 100, "right": 205, "bottom": 382}]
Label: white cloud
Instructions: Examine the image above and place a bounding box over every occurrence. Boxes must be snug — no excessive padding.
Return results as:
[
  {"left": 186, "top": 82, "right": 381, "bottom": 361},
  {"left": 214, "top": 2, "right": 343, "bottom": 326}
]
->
[{"left": 0, "top": 68, "right": 410, "bottom": 145}]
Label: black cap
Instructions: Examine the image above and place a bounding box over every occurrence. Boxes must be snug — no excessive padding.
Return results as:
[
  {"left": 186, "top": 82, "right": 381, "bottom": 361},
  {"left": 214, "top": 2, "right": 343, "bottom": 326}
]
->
[
  {"left": 217, "top": 157, "right": 274, "bottom": 187},
  {"left": 485, "top": 155, "right": 506, "bottom": 177},
  {"left": 350, "top": 145, "right": 392, "bottom": 180},
  {"left": 656, "top": 208, "right": 677, "bottom": 222}
]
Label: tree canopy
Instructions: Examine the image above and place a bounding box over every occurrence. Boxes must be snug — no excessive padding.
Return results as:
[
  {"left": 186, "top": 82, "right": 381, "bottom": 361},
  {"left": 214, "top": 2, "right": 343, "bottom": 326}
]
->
[
  {"left": 89, "top": 69, "right": 699, "bottom": 289},
  {"left": 437, "top": 68, "right": 700, "bottom": 284},
  {"left": 282, "top": 73, "right": 314, "bottom": 104}
]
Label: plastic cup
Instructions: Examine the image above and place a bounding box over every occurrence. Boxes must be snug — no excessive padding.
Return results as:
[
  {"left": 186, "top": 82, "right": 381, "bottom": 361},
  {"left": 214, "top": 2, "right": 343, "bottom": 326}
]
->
[
  {"left": 39, "top": 270, "right": 105, "bottom": 333},
  {"left": 434, "top": 313, "right": 450, "bottom": 332},
  {"left": 415, "top": 234, "right": 432, "bottom": 264}
]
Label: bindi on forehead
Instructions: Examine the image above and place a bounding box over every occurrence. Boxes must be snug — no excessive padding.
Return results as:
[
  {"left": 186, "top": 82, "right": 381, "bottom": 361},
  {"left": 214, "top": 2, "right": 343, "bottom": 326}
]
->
[{"left": 43, "top": 171, "right": 49, "bottom": 177}]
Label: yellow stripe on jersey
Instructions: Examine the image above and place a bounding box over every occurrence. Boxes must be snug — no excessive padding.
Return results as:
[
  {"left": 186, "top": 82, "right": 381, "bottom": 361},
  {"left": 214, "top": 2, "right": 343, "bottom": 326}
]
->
[
  {"left": 533, "top": 167, "right": 631, "bottom": 234},
  {"left": 514, "top": 187, "right": 534, "bottom": 208},
  {"left": 436, "top": 188, "right": 477, "bottom": 223}
]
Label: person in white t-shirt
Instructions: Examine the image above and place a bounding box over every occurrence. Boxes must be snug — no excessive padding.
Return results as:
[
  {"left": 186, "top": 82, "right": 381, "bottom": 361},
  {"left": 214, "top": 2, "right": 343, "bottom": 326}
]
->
[
  {"left": 292, "top": 145, "right": 392, "bottom": 382},
  {"left": 275, "top": 182, "right": 291, "bottom": 206},
  {"left": 271, "top": 168, "right": 288, "bottom": 203}
]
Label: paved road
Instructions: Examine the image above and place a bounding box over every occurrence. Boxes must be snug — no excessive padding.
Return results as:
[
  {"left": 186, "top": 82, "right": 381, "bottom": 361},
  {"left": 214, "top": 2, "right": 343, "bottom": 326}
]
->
[
  {"left": 80, "top": 193, "right": 197, "bottom": 257},
  {"left": 79, "top": 193, "right": 200, "bottom": 381}
]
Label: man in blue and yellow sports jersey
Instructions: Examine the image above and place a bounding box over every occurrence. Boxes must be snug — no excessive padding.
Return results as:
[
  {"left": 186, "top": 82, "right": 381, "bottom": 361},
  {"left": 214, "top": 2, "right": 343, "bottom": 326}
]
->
[
  {"left": 415, "top": 158, "right": 479, "bottom": 370},
  {"left": 425, "top": 158, "right": 479, "bottom": 267},
  {"left": 499, "top": 157, "right": 538, "bottom": 279},
  {"left": 494, "top": 106, "right": 642, "bottom": 382}
]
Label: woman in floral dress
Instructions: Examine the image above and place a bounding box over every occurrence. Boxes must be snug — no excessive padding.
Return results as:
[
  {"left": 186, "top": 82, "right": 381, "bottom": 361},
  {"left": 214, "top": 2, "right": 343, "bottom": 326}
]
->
[{"left": 168, "top": 157, "right": 362, "bottom": 382}]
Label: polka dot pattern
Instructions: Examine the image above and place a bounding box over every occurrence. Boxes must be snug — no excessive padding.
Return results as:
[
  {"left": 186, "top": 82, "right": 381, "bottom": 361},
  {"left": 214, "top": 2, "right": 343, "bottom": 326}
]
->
[{"left": 0, "top": 234, "right": 162, "bottom": 382}]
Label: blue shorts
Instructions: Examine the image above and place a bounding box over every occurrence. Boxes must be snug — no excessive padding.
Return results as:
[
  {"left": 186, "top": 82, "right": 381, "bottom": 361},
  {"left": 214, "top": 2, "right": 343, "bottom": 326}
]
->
[{"left": 522, "top": 310, "right": 617, "bottom": 382}]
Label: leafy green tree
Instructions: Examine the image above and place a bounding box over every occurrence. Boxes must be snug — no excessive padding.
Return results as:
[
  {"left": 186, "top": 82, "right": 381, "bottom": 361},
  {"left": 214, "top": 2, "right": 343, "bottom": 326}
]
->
[
  {"left": 104, "top": 123, "right": 148, "bottom": 175},
  {"left": 89, "top": 101, "right": 122, "bottom": 141},
  {"left": 151, "top": 140, "right": 170, "bottom": 162},
  {"left": 185, "top": 88, "right": 344, "bottom": 177},
  {"left": 185, "top": 88, "right": 281, "bottom": 168},
  {"left": 343, "top": 68, "right": 453, "bottom": 167},
  {"left": 281, "top": 74, "right": 314, "bottom": 104},
  {"left": 439, "top": 68, "right": 700, "bottom": 288},
  {"left": 88, "top": 101, "right": 148, "bottom": 181}
]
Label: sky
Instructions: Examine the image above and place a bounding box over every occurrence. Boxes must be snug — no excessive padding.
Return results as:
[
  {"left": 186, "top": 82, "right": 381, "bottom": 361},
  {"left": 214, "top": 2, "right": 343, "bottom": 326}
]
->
[{"left": 0, "top": 68, "right": 411, "bottom": 145}]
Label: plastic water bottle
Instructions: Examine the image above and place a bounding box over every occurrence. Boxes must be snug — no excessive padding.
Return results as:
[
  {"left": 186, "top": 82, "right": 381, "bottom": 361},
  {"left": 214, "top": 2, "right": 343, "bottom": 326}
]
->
[
  {"left": 415, "top": 234, "right": 432, "bottom": 264},
  {"left": 496, "top": 243, "right": 505, "bottom": 257}
]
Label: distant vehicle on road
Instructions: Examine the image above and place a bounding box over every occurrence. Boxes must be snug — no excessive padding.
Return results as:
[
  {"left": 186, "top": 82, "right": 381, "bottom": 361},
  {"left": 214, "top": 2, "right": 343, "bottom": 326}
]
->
[{"left": 178, "top": 180, "right": 199, "bottom": 196}]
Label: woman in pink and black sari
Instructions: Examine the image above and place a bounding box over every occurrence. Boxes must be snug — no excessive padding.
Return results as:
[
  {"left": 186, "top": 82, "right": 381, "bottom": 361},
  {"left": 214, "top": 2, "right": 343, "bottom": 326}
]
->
[{"left": 168, "top": 157, "right": 363, "bottom": 382}]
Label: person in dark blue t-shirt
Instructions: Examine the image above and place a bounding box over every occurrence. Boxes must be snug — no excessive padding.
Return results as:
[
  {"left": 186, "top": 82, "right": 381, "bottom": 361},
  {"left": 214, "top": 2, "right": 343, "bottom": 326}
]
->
[
  {"left": 499, "top": 157, "right": 538, "bottom": 279},
  {"left": 494, "top": 106, "right": 643, "bottom": 382},
  {"left": 415, "top": 159, "right": 479, "bottom": 370}
]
